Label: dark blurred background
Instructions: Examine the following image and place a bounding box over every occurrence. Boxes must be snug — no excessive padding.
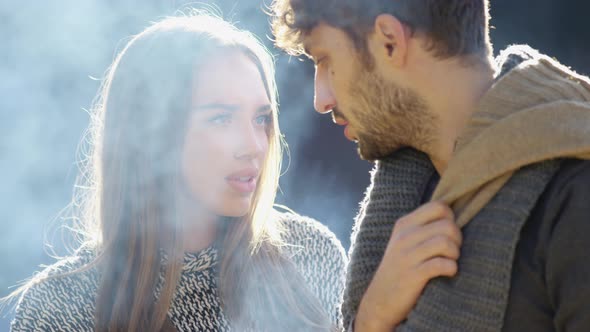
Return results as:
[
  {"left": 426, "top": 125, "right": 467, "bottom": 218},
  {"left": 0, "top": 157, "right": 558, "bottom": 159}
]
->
[{"left": 1, "top": 0, "right": 589, "bottom": 329}]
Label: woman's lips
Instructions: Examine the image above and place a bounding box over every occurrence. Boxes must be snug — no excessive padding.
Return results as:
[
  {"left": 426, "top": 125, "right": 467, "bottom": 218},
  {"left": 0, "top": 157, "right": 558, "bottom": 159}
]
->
[
  {"left": 226, "top": 176, "right": 257, "bottom": 193},
  {"left": 225, "top": 168, "right": 259, "bottom": 194}
]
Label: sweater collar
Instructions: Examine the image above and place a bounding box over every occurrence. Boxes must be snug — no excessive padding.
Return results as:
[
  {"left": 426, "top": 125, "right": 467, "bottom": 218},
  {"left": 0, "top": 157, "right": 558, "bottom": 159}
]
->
[
  {"left": 182, "top": 246, "right": 218, "bottom": 273},
  {"left": 159, "top": 245, "right": 219, "bottom": 273}
]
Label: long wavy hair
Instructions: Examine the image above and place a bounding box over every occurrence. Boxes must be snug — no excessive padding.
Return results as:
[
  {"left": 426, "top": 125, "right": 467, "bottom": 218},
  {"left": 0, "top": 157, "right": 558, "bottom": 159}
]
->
[{"left": 5, "top": 12, "right": 333, "bottom": 332}]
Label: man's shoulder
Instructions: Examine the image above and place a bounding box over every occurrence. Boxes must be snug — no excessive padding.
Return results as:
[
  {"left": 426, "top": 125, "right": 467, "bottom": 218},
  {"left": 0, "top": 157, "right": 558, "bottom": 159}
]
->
[
  {"left": 544, "top": 158, "right": 590, "bottom": 203},
  {"left": 525, "top": 158, "right": 590, "bottom": 241},
  {"left": 504, "top": 159, "right": 590, "bottom": 332}
]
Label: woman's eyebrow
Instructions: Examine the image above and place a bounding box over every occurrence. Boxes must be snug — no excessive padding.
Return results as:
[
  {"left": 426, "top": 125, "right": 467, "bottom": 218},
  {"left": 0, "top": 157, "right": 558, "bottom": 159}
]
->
[
  {"left": 256, "top": 104, "right": 272, "bottom": 113},
  {"left": 194, "top": 103, "right": 239, "bottom": 112},
  {"left": 194, "top": 103, "right": 271, "bottom": 113}
]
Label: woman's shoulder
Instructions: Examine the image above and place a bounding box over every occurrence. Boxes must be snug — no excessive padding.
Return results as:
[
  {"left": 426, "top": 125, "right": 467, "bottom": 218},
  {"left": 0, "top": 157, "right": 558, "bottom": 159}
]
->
[
  {"left": 11, "top": 247, "right": 99, "bottom": 331},
  {"left": 274, "top": 209, "right": 348, "bottom": 327},
  {"left": 274, "top": 209, "right": 348, "bottom": 285},
  {"left": 276, "top": 210, "right": 347, "bottom": 264}
]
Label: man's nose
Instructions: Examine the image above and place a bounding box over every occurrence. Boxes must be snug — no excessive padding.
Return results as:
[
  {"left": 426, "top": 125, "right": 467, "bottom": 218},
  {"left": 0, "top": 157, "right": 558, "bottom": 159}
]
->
[{"left": 313, "top": 69, "right": 336, "bottom": 114}]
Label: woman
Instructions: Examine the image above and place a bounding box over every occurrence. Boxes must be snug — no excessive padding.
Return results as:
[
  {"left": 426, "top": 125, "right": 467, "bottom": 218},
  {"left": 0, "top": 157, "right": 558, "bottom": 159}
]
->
[{"left": 7, "top": 13, "right": 346, "bottom": 331}]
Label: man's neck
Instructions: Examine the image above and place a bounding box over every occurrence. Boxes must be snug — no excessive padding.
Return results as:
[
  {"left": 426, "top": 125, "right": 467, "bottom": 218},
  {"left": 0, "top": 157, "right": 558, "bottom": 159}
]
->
[{"left": 425, "top": 57, "right": 496, "bottom": 175}]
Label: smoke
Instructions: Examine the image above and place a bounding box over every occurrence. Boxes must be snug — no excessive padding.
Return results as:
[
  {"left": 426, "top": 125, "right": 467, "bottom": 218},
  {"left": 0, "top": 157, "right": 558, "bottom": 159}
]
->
[
  {"left": 2, "top": 0, "right": 589, "bottom": 330},
  {"left": 0, "top": 2, "right": 366, "bottom": 330}
]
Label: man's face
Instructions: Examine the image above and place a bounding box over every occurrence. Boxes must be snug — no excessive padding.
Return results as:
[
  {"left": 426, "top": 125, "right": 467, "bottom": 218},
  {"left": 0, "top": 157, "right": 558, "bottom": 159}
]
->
[{"left": 304, "top": 23, "right": 437, "bottom": 160}]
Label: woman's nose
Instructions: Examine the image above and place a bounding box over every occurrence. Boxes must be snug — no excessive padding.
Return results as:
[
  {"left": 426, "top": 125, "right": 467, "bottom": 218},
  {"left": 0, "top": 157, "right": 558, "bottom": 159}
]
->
[{"left": 234, "top": 124, "right": 266, "bottom": 160}]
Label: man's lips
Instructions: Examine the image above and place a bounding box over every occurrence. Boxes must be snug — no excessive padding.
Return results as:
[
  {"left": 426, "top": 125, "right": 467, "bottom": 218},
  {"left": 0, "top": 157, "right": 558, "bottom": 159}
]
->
[
  {"left": 334, "top": 119, "right": 355, "bottom": 141},
  {"left": 334, "top": 118, "right": 348, "bottom": 126},
  {"left": 343, "top": 125, "right": 354, "bottom": 141}
]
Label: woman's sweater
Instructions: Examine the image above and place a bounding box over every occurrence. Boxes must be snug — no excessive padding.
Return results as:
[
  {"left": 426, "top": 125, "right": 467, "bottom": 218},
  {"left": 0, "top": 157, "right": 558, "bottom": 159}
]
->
[{"left": 11, "top": 212, "right": 347, "bottom": 331}]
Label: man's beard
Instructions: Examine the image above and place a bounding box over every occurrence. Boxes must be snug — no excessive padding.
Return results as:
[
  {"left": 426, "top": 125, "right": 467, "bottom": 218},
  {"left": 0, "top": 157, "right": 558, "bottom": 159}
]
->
[{"left": 348, "top": 65, "right": 437, "bottom": 161}]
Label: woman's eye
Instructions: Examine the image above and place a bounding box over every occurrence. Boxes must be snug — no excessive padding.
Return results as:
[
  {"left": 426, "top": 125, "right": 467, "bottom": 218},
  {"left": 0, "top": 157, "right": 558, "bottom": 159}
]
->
[
  {"left": 208, "top": 113, "right": 232, "bottom": 125},
  {"left": 254, "top": 114, "right": 272, "bottom": 126}
]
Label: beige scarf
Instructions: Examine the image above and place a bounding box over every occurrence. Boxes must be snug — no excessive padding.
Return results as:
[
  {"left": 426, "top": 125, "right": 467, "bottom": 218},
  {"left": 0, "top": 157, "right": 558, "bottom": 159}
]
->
[{"left": 433, "top": 50, "right": 590, "bottom": 227}]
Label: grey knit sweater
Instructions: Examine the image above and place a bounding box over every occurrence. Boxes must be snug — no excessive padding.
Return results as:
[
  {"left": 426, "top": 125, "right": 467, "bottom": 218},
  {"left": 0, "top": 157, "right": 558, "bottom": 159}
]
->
[{"left": 11, "top": 212, "right": 347, "bottom": 332}]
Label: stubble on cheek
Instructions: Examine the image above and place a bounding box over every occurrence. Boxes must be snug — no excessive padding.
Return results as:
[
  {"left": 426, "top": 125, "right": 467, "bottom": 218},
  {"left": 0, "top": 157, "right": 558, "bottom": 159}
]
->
[{"left": 350, "top": 70, "right": 437, "bottom": 161}]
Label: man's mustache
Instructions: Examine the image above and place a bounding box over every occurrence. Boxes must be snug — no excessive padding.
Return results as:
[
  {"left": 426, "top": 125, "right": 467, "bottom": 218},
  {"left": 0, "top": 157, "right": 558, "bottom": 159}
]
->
[{"left": 332, "top": 107, "right": 348, "bottom": 122}]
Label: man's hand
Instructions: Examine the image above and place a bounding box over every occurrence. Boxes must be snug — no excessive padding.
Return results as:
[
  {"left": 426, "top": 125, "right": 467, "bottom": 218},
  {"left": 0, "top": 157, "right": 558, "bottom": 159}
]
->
[{"left": 355, "top": 202, "right": 462, "bottom": 332}]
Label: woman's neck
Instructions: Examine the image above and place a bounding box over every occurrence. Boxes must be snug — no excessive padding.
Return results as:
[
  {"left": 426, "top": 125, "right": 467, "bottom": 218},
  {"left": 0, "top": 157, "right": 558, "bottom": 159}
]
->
[{"left": 181, "top": 206, "right": 219, "bottom": 253}]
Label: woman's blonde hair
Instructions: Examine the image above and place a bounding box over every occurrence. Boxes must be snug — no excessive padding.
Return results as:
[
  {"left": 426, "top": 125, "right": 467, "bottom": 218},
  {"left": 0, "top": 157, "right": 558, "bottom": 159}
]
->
[{"left": 5, "top": 11, "right": 333, "bottom": 331}]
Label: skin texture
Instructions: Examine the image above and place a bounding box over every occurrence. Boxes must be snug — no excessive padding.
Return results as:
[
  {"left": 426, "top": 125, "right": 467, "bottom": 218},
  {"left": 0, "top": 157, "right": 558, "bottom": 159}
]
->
[
  {"left": 302, "top": 15, "right": 495, "bottom": 331},
  {"left": 180, "top": 52, "right": 272, "bottom": 252},
  {"left": 308, "top": 23, "right": 437, "bottom": 162}
]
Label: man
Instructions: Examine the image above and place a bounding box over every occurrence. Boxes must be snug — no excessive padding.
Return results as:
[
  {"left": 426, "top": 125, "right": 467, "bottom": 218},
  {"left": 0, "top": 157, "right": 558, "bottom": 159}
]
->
[{"left": 270, "top": 1, "right": 590, "bottom": 331}]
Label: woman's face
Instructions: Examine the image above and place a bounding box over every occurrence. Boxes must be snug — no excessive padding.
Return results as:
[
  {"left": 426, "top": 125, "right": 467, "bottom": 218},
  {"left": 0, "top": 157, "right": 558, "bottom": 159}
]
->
[{"left": 181, "top": 51, "right": 272, "bottom": 218}]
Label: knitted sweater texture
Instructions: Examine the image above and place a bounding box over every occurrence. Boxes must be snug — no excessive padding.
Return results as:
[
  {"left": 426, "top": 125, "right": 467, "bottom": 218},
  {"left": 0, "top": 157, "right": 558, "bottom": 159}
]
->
[{"left": 11, "top": 213, "right": 347, "bottom": 332}]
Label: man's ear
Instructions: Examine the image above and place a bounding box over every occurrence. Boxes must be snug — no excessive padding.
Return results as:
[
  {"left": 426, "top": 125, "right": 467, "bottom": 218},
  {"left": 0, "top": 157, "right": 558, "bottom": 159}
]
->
[{"left": 372, "top": 14, "right": 410, "bottom": 67}]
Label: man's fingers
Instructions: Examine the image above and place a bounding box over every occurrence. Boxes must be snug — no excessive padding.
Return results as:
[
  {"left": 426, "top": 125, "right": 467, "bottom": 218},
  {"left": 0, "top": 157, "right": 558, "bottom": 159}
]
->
[
  {"left": 394, "top": 219, "right": 463, "bottom": 250},
  {"left": 395, "top": 201, "right": 455, "bottom": 229},
  {"left": 410, "top": 234, "right": 461, "bottom": 263},
  {"left": 416, "top": 257, "right": 458, "bottom": 281}
]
